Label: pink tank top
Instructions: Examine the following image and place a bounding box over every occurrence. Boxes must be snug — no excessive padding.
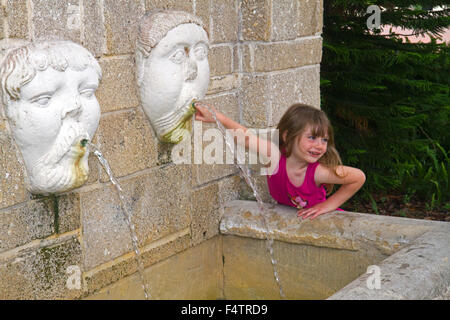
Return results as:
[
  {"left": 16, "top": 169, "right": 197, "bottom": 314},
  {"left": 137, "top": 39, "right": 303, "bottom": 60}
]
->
[{"left": 267, "top": 153, "right": 327, "bottom": 209}]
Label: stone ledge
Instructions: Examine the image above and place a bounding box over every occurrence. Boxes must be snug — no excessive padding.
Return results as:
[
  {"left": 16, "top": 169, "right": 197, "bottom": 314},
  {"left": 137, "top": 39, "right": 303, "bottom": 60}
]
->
[
  {"left": 220, "top": 200, "right": 444, "bottom": 254},
  {"left": 328, "top": 230, "right": 450, "bottom": 300},
  {"left": 220, "top": 200, "right": 450, "bottom": 300}
]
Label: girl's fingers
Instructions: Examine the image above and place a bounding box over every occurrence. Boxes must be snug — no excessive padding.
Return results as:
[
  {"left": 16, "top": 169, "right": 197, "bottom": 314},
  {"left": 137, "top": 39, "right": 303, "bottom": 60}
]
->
[
  {"left": 310, "top": 211, "right": 323, "bottom": 220},
  {"left": 298, "top": 209, "right": 314, "bottom": 219}
]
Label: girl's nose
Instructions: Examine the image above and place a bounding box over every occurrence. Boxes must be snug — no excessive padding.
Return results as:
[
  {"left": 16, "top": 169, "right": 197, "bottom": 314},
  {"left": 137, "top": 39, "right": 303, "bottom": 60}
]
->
[
  {"left": 314, "top": 138, "right": 326, "bottom": 147},
  {"left": 62, "top": 97, "right": 83, "bottom": 119}
]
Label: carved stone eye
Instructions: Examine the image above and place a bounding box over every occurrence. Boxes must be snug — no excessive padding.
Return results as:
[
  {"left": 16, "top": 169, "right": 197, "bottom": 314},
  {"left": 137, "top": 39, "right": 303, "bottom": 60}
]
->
[
  {"left": 193, "top": 45, "right": 207, "bottom": 60},
  {"left": 80, "top": 88, "right": 96, "bottom": 98},
  {"left": 170, "top": 49, "right": 186, "bottom": 64},
  {"left": 32, "top": 95, "right": 51, "bottom": 107}
]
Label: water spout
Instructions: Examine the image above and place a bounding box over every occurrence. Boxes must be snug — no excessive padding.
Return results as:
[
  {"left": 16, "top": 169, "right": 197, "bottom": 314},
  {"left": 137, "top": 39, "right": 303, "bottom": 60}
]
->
[
  {"left": 87, "top": 142, "right": 151, "bottom": 300},
  {"left": 201, "top": 104, "right": 286, "bottom": 299}
]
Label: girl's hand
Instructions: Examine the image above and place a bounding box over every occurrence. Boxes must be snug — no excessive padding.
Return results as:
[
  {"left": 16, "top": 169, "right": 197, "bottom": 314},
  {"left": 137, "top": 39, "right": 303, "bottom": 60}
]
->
[
  {"left": 194, "top": 102, "right": 220, "bottom": 123},
  {"left": 297, "top": 202, "right": 335, "bottom": 220}
]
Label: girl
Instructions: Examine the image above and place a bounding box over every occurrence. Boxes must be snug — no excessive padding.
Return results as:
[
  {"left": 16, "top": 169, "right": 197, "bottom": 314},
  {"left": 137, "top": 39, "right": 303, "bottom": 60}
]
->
[{"left": 194, "top": 102, "right": 366, "bottom": 220}]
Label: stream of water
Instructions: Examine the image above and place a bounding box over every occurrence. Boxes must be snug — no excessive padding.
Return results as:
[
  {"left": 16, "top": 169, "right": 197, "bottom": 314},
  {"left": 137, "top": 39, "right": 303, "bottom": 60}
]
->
[
  {"left": 86, "top": 107, "right": 285, "bottom": 299},
  {"left": 203, "top": 106, "right": 286, "bottom": 299},
  {"left": 87, "top": 142, "right": 150, "bottom": 300}
]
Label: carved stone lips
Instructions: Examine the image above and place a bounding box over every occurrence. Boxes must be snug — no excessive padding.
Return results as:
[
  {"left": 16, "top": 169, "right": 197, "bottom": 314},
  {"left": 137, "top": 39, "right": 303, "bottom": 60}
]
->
[{"left": 66, "top": 134, "right": 90, "bottom": 158}]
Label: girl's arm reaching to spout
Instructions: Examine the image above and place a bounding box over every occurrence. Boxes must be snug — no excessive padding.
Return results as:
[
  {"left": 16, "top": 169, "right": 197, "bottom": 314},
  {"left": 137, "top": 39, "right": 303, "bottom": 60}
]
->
[{"left": 194, "top": 101, "right": 280, "bottom": 174}]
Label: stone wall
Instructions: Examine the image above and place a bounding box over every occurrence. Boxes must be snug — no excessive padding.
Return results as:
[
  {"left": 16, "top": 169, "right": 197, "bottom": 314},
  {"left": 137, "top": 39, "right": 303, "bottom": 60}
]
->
[{"left": 0, "top": 0, "right": 323, "bottom": 299}]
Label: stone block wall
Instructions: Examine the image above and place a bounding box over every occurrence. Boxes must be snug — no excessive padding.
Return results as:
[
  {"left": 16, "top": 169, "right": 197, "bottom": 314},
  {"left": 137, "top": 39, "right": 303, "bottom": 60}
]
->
[{"left": 0, "top": 0, "right": 322, "bottom": 299}]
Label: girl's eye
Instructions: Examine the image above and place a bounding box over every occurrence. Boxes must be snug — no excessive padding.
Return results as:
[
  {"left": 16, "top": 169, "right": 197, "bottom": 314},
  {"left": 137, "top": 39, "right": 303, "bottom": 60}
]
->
[
  {"left": 308, "top": 136, "right": 316, "bottom": 140},
  {"left": 322, "top": 138, "right": 329, "bottom": 143},
  {"left": 193, "top": 45, "right": 207, "bottom": 60},
  {"left": 170, "top": 49, "right": 186, "bottom": 64}
]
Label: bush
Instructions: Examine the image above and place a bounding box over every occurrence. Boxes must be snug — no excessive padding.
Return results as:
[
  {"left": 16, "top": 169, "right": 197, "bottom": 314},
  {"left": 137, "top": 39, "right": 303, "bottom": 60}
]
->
[{"left": 321, "top": 1, "right": 450, "bottom": 210}]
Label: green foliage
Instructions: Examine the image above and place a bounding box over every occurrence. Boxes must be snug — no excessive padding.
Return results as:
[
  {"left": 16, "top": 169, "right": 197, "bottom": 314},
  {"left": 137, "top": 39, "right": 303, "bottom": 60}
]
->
[{"left": 321, "top": 1, "right": 450, "bottom": 210}]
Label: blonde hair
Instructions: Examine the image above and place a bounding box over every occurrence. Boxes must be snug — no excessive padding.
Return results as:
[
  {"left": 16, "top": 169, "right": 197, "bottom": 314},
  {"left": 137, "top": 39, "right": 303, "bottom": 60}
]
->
[{"left": 277, "top": 103, "right": 343, "bottom": 194}]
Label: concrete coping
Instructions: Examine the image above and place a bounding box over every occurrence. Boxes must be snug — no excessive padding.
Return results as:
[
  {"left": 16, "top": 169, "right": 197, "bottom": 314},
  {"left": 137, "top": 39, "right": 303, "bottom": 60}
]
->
[{"left": 220, "top": 200, "right": 450, "bottom": 299}]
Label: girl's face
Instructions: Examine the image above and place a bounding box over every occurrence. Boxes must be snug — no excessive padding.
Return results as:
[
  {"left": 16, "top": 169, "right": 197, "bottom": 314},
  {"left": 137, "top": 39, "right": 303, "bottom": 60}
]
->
[{"left": 293, "top": 125, "right": 329, "bottom": 163}]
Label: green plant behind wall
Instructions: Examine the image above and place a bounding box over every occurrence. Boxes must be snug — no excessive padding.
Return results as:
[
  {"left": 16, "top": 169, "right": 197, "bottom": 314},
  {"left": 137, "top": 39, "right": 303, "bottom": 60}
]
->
[{"left": 321, "top": 1, "right": 450, "bottom": 209}]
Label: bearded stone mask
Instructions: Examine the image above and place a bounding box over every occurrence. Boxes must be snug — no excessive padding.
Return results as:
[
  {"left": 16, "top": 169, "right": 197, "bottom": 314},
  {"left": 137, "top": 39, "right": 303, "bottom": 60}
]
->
[
  {"left": 0, "top": 40, "right": 102, "bottom": 195},
  {"left": 136, "top": 10, "right": 210, "bottom": 144}
]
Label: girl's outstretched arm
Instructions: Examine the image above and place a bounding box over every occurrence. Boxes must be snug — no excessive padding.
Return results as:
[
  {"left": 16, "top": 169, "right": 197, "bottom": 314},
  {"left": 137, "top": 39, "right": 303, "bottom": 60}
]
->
[
  {"left": 298, "top": 165, "right": 366, "bottom": 220},
  {"left": 194, "top": 101, "right": 280, "bottom": 173}
]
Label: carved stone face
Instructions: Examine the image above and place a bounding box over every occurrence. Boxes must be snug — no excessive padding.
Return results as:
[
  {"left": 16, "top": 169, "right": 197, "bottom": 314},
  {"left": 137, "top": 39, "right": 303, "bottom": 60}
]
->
[
  {"left": 0, "top": 41, "right": 101, "bottom": 195},
  {"left": 137, "top": 16, "right": 210, "bottom": 143}
]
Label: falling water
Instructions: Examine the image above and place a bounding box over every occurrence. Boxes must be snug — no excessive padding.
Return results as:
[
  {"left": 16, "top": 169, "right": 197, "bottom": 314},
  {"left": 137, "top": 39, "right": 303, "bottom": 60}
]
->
[
  {"left": 202, "top": 105, "right": 286, "bottom": 299},
  {"left": 86, "top": 141, "right": 150, "bottom": 300}
]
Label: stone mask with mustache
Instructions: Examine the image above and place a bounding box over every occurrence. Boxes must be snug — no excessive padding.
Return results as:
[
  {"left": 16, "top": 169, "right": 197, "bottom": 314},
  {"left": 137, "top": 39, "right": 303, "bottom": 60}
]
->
[
  {"left": 0, "top": 40, "right": 102, "bottom": 195},
  {"left": 136, "top": 10, "right": 210, "bottom": 143}
]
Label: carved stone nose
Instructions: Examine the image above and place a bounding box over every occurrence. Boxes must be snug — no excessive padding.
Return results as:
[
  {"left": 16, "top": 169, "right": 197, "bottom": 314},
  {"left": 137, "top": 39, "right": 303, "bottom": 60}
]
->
[
  {"left": 62, "top": 99, "right": 82, "bottom": 119},
  {"left": 184, "top": 59, "right": 198, "bottom": 81}
]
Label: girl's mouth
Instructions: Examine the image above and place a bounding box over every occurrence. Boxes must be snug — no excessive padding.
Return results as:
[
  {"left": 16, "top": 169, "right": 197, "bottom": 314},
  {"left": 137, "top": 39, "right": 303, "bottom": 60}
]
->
[{"left": 308, "top": 151, "right": 322, "bottom": 158}]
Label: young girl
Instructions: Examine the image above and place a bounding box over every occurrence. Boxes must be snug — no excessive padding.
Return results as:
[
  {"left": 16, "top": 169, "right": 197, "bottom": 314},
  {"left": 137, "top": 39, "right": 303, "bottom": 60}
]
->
[{"left": 194, "top": 102, "right": 366, "bottom": 220}]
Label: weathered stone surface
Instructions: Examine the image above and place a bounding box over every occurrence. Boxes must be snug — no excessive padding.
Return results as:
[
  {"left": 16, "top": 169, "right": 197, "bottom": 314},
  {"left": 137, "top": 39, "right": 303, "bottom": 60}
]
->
[
  {"left": 268, "top": 65, "right": 321, "bottom": 126},
  {"left": 209, "top": 45, "right": 233, "bottom": 76},
  {"left": 81, "top": 164, "right": 191, "bottom": 269},
  {"left": 83, "top": 229, "right": 191, "bottom": 295},
  {"left": 31, "top": 0, "right": 81, "bottom": 42},
  {"left": 240, "top": 74, "right": 270, "bottom": 127},
  {"left": 56, "top": 192, "right": 81, "bottom": 234},
  {"left": 207, "top": 74, "right": 239, "bottom": 95},
  {"left": 329, "top": 230, "right": 450, "bottom": 300},
  {"left": 298, "top": 0, "right": 323, "bottom": 37},
  {"left": 96, "top": 109, "right": 158, "bottom": 180},
  {"left": 205, "top": 92, "right": 239, "bottom": 122},
  {"left": 190, "top": 183, "right": 220, "bottom": 245},
  {"left": 86, "top": 148, "right": 100, "bottom": 186},
  {"left": 238, "top": 174, "right": 275, "bottom": 204},
  {"left": 0, "top": 134, "right": 27, "bottom": 209},
  {"left": 269, "top": 0, "right": 323, "bottom": 40},
  {"left": 240, "top": 0, "right": 271, "bottom": 41},
  {"left": 193, "top": 0, "right": 211, "bottom": 35},
  {"left": 96, "top": 56, "right": 140, "bottom": 113},
  {"left": 85, "top": 236, "right": 223, "bottom": 299},
  {"left": 218, "top": 175, "right": 240, "bottom": 207},
  {"left": 104, "top": 0, "right": 145, "bottom": 55},
  {"left": 196, "top": 0, "right": 237, "bottom": 44},
  {"left": 252, "top": 38, "right": 323, "bottom": 72},
  {"left": 239, "top": 66, "right": 321, "bottom": 128},
  {"left": 191, "top": 93, "right": 239, "bottom": 186},
  {"left": 0, "top": 6, "right": 5, "bottom": 39},
  {"left": 220, "top": 200, "right": 450, "bottom": 299},
  {"left": 210, "top": 0, "right": 238, "bottom": 44},
  {"left": 232, "top": 44, "right": 241, "bottom": 72},
  {"left": 5, "top": 0, "right": 29, "bottom": 39},
  {"left": 266, "top": 70, "right": 302, "bottom": 126},
  {"left": 0, "top": 199, "right": 54, "bottom": 253},
  {"left": 121, "top": 164, "right": 192, "bottom": 245},
  {"left": 80, "top": 184, "right": 133, "bottom": 270},
  {"left": 0, "top": 0, "right": 328, "bottom": 300},
  {"left": 82, "top": 0, "right": 105, "bottom": 57},
  {"left": 222, "top": 234, "right": 372, "bottom": 299},
  {"left": 220, "top": 200, "right": 442, "bottom": 254},
  {"left": 145, "top": 0, "right": 193, "bottom": 12},
  {"left": 271, "top": 0, "right": 299, "bottom": 41},
  {"left": 0, "top": 235, "right": 82, "bottom": 299}
]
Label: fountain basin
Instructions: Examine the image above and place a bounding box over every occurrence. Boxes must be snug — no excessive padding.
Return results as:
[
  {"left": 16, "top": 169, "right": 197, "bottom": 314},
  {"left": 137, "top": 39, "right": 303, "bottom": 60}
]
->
[{"left": 86, "top": 200, "right": 450, "bottom": 300}]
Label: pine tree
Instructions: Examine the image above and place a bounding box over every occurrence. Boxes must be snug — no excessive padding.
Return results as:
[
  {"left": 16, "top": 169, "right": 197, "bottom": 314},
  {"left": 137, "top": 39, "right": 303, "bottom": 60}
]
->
[{"left": 321, "top": 1, "right": 450, "bottom": 210}]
